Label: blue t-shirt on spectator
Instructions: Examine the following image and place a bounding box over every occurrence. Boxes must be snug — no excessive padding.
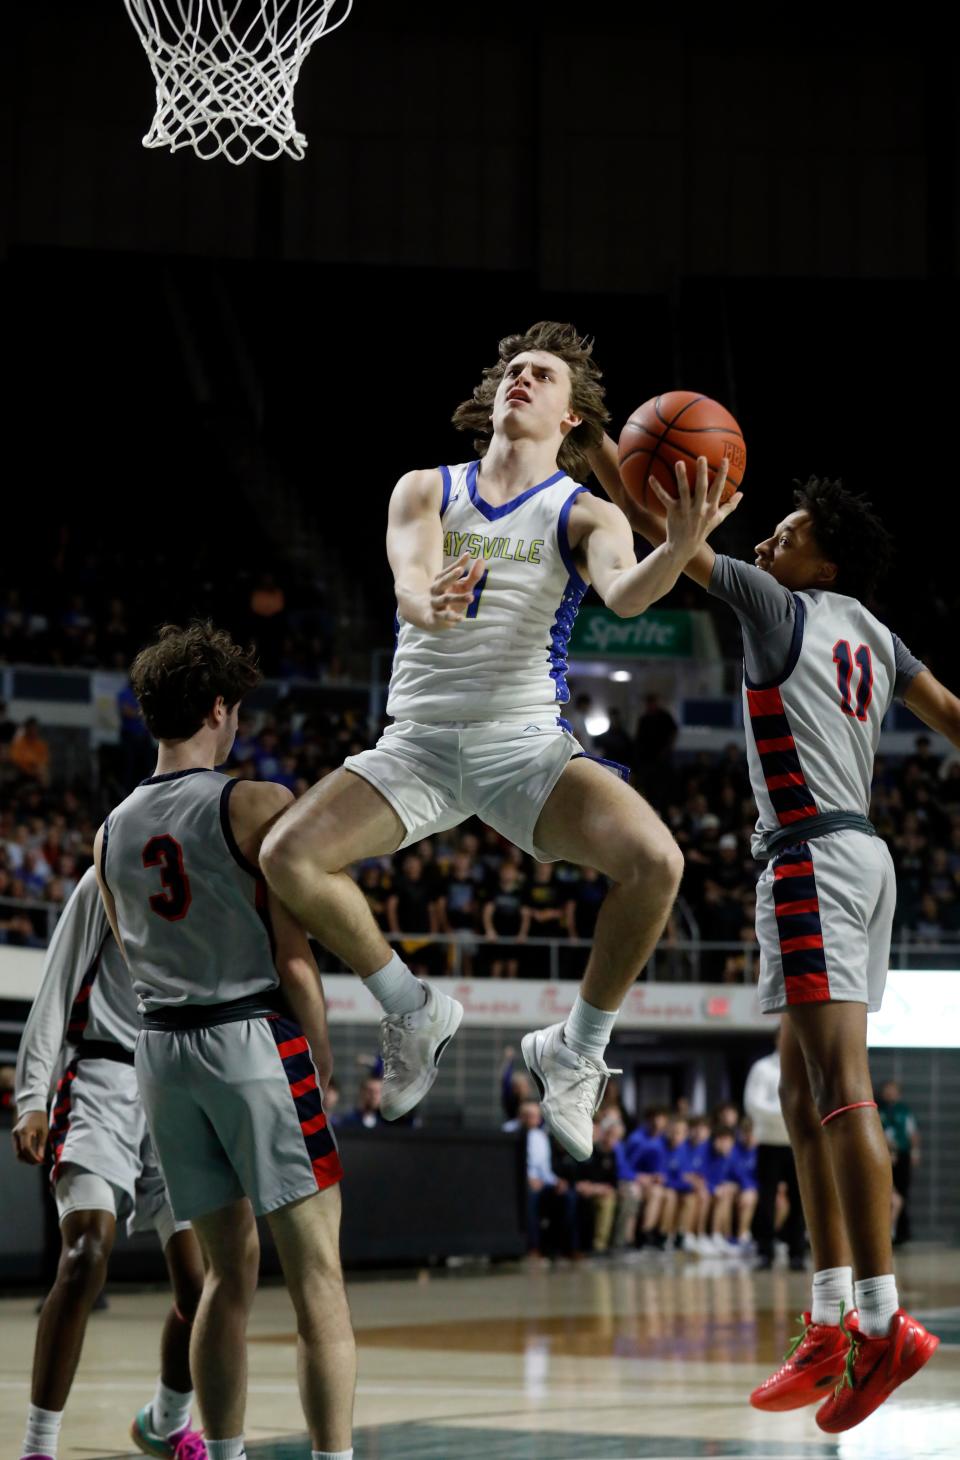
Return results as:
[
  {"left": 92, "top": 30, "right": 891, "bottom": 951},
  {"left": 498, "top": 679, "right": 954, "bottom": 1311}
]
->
[
  {"left": 663, "top": 1139, "right": 694, "bottom": 1192},
  {"left": 614, "top": 1140, "right": 637, "bottom": 1183},
  {"left": 686, "top": 1138, "right": 712, "bottom": 1182},
  {"left": 255, "top": 748, "right": 282, "bottom": 780},
  {"left": 232, "top": 731, "right": 258, "bottom": 764},
  {"left": 117, "top": 683, "right": 150, "bottom": 740},
  {"left": 701, "top": 1144, "right": 737, "bottom": 1192},
  {"left": 732, "top": 1142, "right": 758, "bottom": 1190},
  {"left": 636, "top": 1133, "right": 667, "bottom": 1176},
  {"left": 619, "top": 1126, "right": 648, "bottom": 1179},
  {"left": 621, "top": 1126, "right": 667, "bottom": 1178}
]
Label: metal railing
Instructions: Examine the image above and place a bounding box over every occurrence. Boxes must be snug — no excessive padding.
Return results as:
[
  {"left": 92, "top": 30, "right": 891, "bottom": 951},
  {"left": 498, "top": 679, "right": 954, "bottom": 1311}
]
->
[
  {"left": 329, "top": 931, "right": 960, "bottom": 980},
  {"left": 4, "top": 897, "right": 960, "bottom": 980},
  {"left": 370, "top": 930, "right": 745, "bottom": 983},
  {"left": 0, "top": 895, "right": 63, "bottom": 944}
]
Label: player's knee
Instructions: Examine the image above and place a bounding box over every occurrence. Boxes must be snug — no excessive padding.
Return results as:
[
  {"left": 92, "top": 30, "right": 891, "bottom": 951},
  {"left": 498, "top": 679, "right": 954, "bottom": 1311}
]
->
[
  {"left": 779, "top": 1074, "right": 820, "bottom": 1135},
  {"left": 663, "top": 839, "right": 685, "bottom": 893},
  {"left": 261, "top": 817, "right": 339, "bottom": 884},
  {"left": 205, "top": 1230, "right": 259, "bottom": 1300},
  {"left": 638, "top": 835, "right": 684, "bottom": 898},
  {"left": 171, "top": 1273, "right": 202, "bottom": 1324},
  {"left": 206, "top": 1256, "right": 257, "bottom": 1308},
  {"left": 614, "top": 830, "right": 683, "bottom": 897},
  {"left": 59, "top": 1232, "right": 110, "bottom": 1297},
  {"left": 290, "top": 1266, "right": 348, "bottom": 1338},
  {"left": 797, "top": 1058, "right": 871, "bottom": 1122},
  {"left": 259, "top": 821, "right": 298, "bottom": 885}
]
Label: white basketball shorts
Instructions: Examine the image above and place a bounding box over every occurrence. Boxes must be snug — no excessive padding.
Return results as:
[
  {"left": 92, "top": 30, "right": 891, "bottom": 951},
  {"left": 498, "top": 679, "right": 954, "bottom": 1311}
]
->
[{"left": 344, "top": 716, "right": 627, "bottom": 861}]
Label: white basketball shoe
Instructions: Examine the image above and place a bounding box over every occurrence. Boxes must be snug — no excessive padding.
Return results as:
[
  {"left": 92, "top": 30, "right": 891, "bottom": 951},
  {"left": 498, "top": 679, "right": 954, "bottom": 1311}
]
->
[
  {"left": 521, "top": 1022, "right": 621, "bottom": 1161},
  {"left": 379, "top": 981, "right": 464, "bottom": 1121}
]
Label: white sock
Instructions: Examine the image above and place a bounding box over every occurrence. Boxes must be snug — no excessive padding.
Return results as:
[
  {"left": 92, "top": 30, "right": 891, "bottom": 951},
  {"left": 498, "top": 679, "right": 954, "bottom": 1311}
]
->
[
  {"left": 563, "top": 994, "right": 617, "bottom": 1060},
  {"left": 22, "top": 1404, "right": 62, "bottom": 1459},
  {"left": 205, "top": 1440, "right": 245, "bottom": 1460},
  {"left": 312, "top": 1451, "right": 354, "bottom": 1459},
  {"left": 363, "top": 953, "right": 426, "bottom": 1016},
  {"left": 855, "top": 1273, "right": 899, "bottom": 1337},
  {"left": 150, "top": 1379, "right": 193, "bottom": 1437},
  {"left": 811, "top": 1266, "right": 854, "bottom": 1326}
]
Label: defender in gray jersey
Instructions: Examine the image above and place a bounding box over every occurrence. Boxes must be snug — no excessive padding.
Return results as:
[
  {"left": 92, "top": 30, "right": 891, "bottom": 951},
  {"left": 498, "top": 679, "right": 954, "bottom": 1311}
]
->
[
  {"left": 94, "top": 621, "right": 355, "bottom": 1460},
  {"left": 12, "top": 869, "right": 206, "bottom": 1460},
  {"left": 597, "top": 441, "right": 949, "bottom": 1430},
  {"left": 261, "top": 322, "right": 740, "bottom": 1167}
]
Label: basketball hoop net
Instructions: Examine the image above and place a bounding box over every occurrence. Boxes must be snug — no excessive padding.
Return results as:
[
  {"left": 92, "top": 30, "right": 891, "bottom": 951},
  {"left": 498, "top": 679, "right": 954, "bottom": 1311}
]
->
[{"left": 123, "top": 0, "right": 353, "bottom": 164}]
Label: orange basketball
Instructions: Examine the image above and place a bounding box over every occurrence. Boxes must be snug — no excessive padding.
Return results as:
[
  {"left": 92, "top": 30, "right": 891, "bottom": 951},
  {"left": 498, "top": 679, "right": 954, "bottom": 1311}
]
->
[{"left": 617, "top": 391, "right": 746, "bottom": 512}]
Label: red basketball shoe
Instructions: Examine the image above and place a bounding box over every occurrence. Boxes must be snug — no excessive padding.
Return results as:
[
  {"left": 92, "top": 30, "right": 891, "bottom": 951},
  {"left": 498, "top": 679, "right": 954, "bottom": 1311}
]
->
[
  {"left": 815, "top": 1307, "right": 939, "bottom": 1433},
  {"left": 749, "top": 1310, "right": 852, "bottom": 1411}
]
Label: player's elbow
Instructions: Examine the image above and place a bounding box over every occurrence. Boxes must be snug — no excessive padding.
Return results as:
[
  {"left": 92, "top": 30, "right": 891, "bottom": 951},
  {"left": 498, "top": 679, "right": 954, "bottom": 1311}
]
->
[
  {"left": 603, "top": 582, "right": 644, "bottom": 618},
  {"left": 275, "top": 949, "right": 317, "bottom": 992},
  {"left": 942, "top": 702, "right": 960, "bottom": 748},
  {"left": 314, "top": 1050, "right": 334, "bottom": 1093}
]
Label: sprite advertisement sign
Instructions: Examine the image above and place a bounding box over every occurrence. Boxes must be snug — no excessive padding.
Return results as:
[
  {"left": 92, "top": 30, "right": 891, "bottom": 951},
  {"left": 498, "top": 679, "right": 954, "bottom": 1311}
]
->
[{"left": 570, "top": 608, "right": 694, "bottom": 659}]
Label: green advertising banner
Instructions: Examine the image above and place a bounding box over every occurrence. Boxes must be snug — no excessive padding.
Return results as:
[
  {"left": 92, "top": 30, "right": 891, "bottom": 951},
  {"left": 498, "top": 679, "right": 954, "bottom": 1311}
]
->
[{"left": 570, "top": 608, "right": 695, "bottom": 658}]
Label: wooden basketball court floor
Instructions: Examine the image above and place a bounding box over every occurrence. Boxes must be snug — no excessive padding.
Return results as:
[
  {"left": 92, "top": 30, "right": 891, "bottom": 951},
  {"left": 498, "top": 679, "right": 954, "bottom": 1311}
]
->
[{"left": 1, "top": 1248, "right": 956, "bottom": 1459}]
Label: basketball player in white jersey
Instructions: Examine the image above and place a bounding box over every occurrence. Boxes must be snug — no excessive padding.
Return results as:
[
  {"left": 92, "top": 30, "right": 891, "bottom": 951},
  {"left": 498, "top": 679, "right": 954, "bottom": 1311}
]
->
[
  {"left": 13, "top": 869, "right": 206, "bottom": 1460},
  {"left": 261, "top": 321, "right": 740, "bottom": 1164},
  {"left": 93, "top": 622, "right": 356, "bottom": 1460},
  {"left": 593, "top": 437, "right": 947, "bottom": 1431}
]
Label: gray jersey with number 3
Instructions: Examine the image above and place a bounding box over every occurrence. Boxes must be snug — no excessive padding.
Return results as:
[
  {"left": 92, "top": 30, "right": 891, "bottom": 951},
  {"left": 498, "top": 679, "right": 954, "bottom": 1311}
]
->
[{"left": 103, "top": 768, "right": 276, "bottom": 1011}]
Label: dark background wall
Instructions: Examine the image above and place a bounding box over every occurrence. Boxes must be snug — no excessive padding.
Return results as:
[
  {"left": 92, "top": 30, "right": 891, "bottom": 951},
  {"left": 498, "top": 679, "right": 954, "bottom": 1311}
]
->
[
  {"left": 3, "top": 4, "right": 958, "bottom": 661},
  {"left": 5, "top": 5, "right": 955, "bottom": 280}
]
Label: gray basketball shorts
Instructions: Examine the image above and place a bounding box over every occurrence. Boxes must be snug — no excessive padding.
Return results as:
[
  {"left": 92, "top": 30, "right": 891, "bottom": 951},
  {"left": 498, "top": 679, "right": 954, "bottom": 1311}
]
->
[
  {"left": 49, "top": 1055, "right": 186, "bottom": 1239},
  {"left": 755, "top": 830, "right": 896, "bottom": 1014},
  {"left": 55, "top": 1152, "right": 190, "bottom": 1248},
  {"left": 135, "top": 1013, "right": 343, "bottom": 1223},
  {"left": 49, "top": 1056, "right": 147, "bottom": 1222}
]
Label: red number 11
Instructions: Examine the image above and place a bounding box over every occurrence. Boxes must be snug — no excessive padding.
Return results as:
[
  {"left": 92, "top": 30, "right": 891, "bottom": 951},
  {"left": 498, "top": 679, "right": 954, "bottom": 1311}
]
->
[{"left": 832, "top": 640, "right": 873, "bottom": 722}]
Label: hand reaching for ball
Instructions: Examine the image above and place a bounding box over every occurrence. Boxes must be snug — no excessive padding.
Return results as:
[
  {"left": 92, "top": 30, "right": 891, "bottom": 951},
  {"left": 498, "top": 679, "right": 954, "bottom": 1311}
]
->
[{"left": 649, "top": 456, "right": 743, "bottom": 559}]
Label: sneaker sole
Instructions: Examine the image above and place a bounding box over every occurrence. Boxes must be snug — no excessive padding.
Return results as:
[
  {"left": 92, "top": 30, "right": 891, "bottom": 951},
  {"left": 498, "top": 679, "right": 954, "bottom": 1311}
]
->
[
  {"left": 750, "top": 1360, "right": 847, "bottom": 1411},
  {"left": 815, "top": 1331, "right": 940, "bottom": 1432},
  {"left": 380, "top": 998, "right": 464, "bottom": 1122},
  {"left": 520, "top": 1030, "right": 592, "bottom": 1162},
  {"left": 130, "top": 1419, "right": 173, "bottom": 1459}
]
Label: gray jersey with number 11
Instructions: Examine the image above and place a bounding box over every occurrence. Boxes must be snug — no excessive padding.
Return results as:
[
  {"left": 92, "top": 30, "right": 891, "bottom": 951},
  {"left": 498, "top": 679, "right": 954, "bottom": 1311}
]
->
[{"left": 708, "top": 556, "right": 925, "bottom": 852}]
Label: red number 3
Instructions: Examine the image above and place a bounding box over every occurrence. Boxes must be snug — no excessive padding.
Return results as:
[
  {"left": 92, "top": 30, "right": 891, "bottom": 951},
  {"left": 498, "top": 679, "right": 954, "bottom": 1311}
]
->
[{"left": 142, "top": 835, "right": 193, "bottom": 922}]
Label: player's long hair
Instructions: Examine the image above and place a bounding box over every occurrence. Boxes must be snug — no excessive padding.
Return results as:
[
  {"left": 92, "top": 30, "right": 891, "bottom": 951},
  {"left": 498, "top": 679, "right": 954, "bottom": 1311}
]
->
[
  {"left": 794, "top": 477, "right": 893, "bottom": 603},
  {"left": 452, "top": 321, "right": 610, "bottom": 482},
  {"left": 131, "top": 620, "right": 261, "bottom": 740}
]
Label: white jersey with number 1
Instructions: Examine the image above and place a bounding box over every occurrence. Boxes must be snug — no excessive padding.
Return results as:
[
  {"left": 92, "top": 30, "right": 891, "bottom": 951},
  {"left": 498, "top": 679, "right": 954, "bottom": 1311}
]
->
[{"left": 386, "top": 460, "right": 589, "bottom": 724}]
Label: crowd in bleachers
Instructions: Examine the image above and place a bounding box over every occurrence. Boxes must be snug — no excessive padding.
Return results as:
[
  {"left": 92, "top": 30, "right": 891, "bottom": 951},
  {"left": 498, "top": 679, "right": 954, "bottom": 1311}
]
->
[
  {"left": 0, "top": 565, "right": 337, "bottom": 682},
  {"left": 4, "top": 682, "right": 960, "bottom": 960},
  {"left": 498, "top": 1052, "right": 764, "bottom": 1261}
]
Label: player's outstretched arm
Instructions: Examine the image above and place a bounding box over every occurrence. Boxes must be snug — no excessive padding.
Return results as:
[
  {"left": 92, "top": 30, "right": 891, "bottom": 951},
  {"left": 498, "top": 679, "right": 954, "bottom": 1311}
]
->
[
  {"left": 13, "top": 871, "right": 107, "bottom": 1163},
  {"left": 93, "top": 822, "right": 128, "bottom": 962},
  {"left": 268, "top": 891, "right": 334, "bottom": 1092},
  {"left": 903, "top": 670, "right": 960, "bottom": 748},
  {"left": 233, "top": 780, "right": 334, "bottom": 1087},
  {"left": 576, "top": 455, "right": 740, "bottom": 617},
  {"left": 387, "top": 468, "right": 486, "bottom": 631},
  {"left": 587, "top": 432, "right": 721, "bottom": 591}
]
